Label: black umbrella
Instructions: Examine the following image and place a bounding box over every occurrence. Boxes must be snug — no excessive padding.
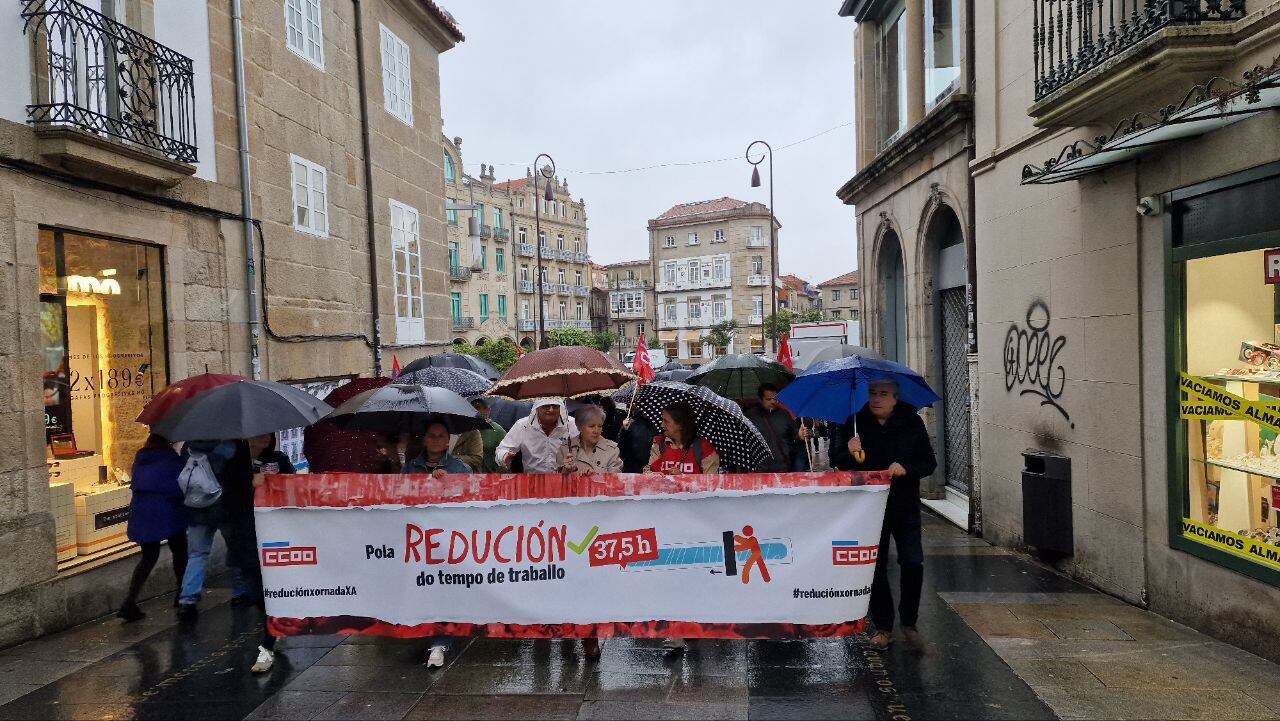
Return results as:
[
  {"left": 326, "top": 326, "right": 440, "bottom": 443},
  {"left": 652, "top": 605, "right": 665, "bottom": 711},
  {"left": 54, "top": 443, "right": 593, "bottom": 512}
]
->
[
  {"left": 686, "top": 353, "right": 795, "bottom": 400},
  {"left": 150, "top": 380, "right": 332, "bottom": 442},
  {"left": 479, "top": 396, "right": 534, "bottom": 431},
  {"left": 655, "top": 368, "right": 694, "bottom": 382},
  {"left": 400, "top": 353, "right": 501, "bottom": 381},
  {"left": 399, "top": 367, "right": 493, "bottom": 397},
  {"left": 325, "top": 384, "right": 488, "bottom": 435},
  {"left": 658, "top": 361, "right": 688, "bottom": 372},
  {"left": 630, "top": 381, "right": 772, "bottom": 471}
]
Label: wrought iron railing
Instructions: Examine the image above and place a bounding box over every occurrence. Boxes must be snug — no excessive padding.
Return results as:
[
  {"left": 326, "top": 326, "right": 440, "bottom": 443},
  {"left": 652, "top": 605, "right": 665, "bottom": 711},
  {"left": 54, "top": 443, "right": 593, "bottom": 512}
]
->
[
  {"left": 451, "top": 316, "right": 474, "bottom": 329},
  {"left": 449, "top": 266, "right": 471, "bottom": 281},
  {"left": 1033, "top": 0, "right": 1246, "bottom": 100},
  {"left": 21, "top": 0, "right": 198, "bottom": 163}
]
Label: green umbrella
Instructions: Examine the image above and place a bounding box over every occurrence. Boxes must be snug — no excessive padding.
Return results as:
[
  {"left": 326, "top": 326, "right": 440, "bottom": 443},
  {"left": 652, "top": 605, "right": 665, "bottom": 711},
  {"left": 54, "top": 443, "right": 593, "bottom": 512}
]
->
[{"left": 686, "top": 353, "right": 795, "bottom": 400}]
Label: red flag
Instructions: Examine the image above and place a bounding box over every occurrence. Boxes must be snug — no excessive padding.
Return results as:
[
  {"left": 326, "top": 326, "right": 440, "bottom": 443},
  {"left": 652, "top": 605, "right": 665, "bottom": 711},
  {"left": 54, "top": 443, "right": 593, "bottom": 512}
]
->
[
  {"left": 779, "top": 334, "right": 794, "bottom": 371},
  {"left": 391, "top": 355, "right": 402, "bottom": 379},
  {"left": 633, "top": 334, "right": 656, "bottom": 384}
]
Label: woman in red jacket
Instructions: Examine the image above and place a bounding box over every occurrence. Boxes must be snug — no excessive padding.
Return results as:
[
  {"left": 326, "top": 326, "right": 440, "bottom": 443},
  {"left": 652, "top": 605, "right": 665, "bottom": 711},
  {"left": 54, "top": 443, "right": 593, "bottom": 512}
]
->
[{"left": 647, "top": 402, "right": 720, "bottom": 475}]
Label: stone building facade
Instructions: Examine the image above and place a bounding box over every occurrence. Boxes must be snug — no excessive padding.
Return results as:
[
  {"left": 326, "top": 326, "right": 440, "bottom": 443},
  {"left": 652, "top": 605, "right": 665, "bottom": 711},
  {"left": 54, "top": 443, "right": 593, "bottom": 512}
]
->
[
  {"left": 816, "top": 270, "right": 860, "bottom": 322},
  {"left": 493, "top": 172, "right": 592, "bottom": 349},
  {"left": 603, "top": 259, "right": 654, "bottom": 359},
  {"left": 647, "top": 198, "right": 780, "bottom": 366},
  {"left": 441, "top": 137, "right": 516, "bottom": 346},
  {"left": 779, "top": 274, "right": 820, "bottom": 315},
  {"left": 837, "top": 0, "right": 975, "bottom": 521},
  {"left": 971, "top": 0, "right": 1280, "bottom": 656},
  {"left": 0, "top": 0, "right": 460, "bottom": 647}
]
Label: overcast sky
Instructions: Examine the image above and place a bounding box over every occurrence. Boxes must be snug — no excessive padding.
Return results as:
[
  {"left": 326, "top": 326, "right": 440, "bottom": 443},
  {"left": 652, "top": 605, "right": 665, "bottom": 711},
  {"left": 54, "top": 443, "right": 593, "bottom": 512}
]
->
[{"left": 438, "top": 1, "right": 858, "bottom": 284}]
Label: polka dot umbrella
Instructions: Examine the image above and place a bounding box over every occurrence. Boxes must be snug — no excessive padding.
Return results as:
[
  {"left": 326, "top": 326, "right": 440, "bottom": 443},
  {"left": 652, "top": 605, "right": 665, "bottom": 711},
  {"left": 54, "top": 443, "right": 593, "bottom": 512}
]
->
[
  {"left": 630, "top": 381, "right": 773, "bottom": 472},
  {"left": 399, "top": 366, "right": 493, "bottom": 398}
]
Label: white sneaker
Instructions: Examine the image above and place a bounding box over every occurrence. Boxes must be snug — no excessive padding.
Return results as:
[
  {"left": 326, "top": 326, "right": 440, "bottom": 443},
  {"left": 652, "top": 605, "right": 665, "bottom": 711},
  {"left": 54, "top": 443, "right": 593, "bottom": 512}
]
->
[
  {"left": 250, "top": 646, "right": 274, "bottom": 674},
  {"left": 427, "top": 646, "right": 446, "bottom": 668},
  {"left": 661, "top": 638, "right": 686, "bottom": 650}
]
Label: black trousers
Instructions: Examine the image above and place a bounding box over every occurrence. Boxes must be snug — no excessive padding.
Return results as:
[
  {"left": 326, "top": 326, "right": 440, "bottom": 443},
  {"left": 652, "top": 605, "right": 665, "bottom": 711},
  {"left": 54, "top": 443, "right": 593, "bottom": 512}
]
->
[
  {"left": 868, "top": 503, "right": 924, "bottom": 632},
  {"left": 124, "top": 535, "right": 189, "bottom": 607}
]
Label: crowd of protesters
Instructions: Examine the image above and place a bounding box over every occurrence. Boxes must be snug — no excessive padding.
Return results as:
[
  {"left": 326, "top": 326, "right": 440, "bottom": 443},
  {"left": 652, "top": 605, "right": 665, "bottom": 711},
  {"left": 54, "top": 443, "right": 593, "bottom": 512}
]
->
[{"left": 120, "top": 358, "right": 933, "bottom": 674}]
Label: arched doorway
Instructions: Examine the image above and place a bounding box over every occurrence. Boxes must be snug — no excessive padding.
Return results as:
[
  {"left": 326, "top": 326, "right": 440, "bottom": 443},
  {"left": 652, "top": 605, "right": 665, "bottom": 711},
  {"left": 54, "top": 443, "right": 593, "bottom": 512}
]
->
[
  {"left": 878, "top": 230, "right": 908, "bottom": 363},
  {"left": 924, "top": 206, "right": 971, "bottom": 498},
  {"left": 476, "top": 337, "right": 489, "bottom": 346}
]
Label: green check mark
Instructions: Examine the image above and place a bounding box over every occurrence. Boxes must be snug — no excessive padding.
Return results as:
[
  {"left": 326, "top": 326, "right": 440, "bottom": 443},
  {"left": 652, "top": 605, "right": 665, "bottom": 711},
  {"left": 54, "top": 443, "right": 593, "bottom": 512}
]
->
[{"left": 567, "top": 526, "right": 600, "bottom": 555}]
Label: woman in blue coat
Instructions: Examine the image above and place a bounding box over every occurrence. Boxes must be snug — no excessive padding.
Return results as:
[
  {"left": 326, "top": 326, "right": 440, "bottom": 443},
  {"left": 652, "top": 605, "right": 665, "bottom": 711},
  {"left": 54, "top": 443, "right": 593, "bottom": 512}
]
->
[{"left": 119, "top": 434, "right": 189, "bottom": 622}]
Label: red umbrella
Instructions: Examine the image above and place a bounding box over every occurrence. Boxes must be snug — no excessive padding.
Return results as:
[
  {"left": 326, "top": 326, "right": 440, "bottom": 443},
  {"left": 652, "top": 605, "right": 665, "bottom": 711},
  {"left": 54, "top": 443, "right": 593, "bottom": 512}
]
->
[
  {"left": 136, "top": 373, "right": 245, "bottom": 425},
  {"left": 489, "top": 346, "right": 636, "bottom": 400},
  {"left": 303, "top": 377, "right": 392, "bottom": 473}
]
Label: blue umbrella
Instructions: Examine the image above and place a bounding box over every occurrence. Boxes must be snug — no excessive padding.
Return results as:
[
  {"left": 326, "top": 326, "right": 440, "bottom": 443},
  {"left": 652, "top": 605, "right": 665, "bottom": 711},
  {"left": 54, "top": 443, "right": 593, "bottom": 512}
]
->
[{"left": 776, "top": 356, "right": 940, "bottom": 423}]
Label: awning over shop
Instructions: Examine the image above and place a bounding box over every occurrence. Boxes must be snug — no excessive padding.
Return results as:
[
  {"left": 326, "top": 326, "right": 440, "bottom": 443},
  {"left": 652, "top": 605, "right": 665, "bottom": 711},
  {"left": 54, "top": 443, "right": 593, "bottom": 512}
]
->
[{"left": 1021, "top": 68, "right": 1280, "bottom": 185}]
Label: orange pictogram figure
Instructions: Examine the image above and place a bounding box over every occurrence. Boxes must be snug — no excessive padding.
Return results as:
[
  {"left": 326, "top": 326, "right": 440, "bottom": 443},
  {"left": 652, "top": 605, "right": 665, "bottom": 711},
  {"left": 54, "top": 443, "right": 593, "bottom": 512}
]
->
[{"left": 734, "top": 525, "right": 770, "bottom": 585}]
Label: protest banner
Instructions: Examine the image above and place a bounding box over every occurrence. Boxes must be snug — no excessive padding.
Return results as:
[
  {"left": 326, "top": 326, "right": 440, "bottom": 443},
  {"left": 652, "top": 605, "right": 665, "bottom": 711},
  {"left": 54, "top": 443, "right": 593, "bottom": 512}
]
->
[{"left": 256, "top": 471, "right": 890, "bottom": 639}]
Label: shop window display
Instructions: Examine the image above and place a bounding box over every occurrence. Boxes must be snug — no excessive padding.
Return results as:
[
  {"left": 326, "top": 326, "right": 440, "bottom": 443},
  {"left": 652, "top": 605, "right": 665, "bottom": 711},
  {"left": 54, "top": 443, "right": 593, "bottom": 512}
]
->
[
  {"left": 38, "top": 229, "right": 168, "bottom": 566},
  {"left": 1179, "top": 247, "right": 1280, "bottom": 576}
]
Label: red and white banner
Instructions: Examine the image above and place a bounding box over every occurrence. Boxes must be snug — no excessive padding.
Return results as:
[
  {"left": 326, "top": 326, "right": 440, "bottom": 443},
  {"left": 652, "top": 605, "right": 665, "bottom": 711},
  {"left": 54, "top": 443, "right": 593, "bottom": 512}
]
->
[{"left": 256, "top": 471, "right": 890, "bottom": 639}]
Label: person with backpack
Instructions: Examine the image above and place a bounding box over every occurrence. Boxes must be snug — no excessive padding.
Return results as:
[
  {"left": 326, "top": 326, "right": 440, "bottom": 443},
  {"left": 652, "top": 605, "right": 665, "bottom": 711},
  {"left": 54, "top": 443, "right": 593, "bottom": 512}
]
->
[
  {"left": 175, "top": 439, "right": 237, "bottom": 622},
  {"left": 117, "top": 435, "right": 188, "bottom": 622}
]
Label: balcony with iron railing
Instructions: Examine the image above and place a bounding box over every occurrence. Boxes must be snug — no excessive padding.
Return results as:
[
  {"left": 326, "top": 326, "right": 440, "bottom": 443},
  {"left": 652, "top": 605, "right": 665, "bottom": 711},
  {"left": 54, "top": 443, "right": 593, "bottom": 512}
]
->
[
  {"left": 557, "top": 283, "right": 572, "bottom": 295},
  {"left": 518, "top": 280, "right": 535, "bottom": 293},
  {"left": 480, "top": 225, "right": 493, "bottom": 238},
  {"left": 518, "top": 319, "right": 536, "bottom": 331},
  {"left": 655, "top": 277, "right": 733, "bottom": 293},
  {"left": 20, "top": 0, "right": 199, "bottom": 183},
  {"left": 518, "top": 243, "right": 535, "bottom": 257},
  {"left": 575, "top": 251, "right": 589, "bottom": 263},
  {"left": 449, "top": 266, "right": 471, "bottom": 281},
  {"left": 748, "top": 314, "right": 764, "bottom": 326},
  {"left": 539, "top": 246, "right": 555, "bottom": 258},
  {"left": 612, "top": 308, "right": 647, "bottom": 319},
  {"left": 747, "top": 236, "right": 769, "bottom": 248},
  {"left": 1030, "top": 0, "right": 1248, "bottom": 124},
  {"left": 574, "top": 285, "right": 591, "bottom": 297},
  {"left": 541, "top": 282, "right": 556, "bottom": 295},
  {"left": 747, "top": 275, "right": 769, "bottom": 286},
  {"left": 611, "top": 279, "right": 651, "bottom": 290},
  {"left": 494, "top": 227, "right": 509, "bottom": 241},
  {"left": 451, "top": 316, "right": 474, "bottom": 330}
]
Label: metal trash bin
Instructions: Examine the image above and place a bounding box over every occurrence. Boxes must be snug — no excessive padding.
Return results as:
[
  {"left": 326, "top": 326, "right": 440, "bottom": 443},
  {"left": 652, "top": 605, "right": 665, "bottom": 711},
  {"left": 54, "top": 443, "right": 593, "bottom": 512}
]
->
[{"left": 1021, "top": 449, "right": 1072, "bottom": 556}]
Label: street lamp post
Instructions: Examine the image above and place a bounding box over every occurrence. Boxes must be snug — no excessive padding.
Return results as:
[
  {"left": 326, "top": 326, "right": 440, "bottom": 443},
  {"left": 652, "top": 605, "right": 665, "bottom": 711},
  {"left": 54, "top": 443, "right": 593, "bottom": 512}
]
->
[
  {"left": 532, "top": 154, "right": 556, "bottom": 349},
  {"left": 746, "top": 140, "right": 779, "bottom": 355}
]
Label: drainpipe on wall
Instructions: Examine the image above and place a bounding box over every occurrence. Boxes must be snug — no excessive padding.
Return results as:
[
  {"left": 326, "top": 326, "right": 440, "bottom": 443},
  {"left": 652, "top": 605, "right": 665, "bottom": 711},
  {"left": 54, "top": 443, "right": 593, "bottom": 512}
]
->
[
  {"left": 230, "top": 0, "right": 261, "bottom": 380},
  {"left": 965, "top": 0, "right": 981, "bottom": 535},
  {"left": 352, "top": 0, "right": 385, "bottom": 376}
]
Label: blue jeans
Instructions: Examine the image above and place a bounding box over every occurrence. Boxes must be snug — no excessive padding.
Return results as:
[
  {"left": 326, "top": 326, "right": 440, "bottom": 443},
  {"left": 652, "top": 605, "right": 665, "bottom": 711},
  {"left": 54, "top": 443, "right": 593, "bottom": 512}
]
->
[{"left": 178, "top": 522, "right": 220, "bottom": 606}]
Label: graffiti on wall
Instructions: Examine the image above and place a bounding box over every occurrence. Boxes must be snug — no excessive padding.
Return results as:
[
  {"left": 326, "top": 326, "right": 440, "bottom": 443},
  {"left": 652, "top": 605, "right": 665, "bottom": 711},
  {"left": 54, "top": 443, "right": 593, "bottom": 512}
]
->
[{"left": 1003, "top": 300, "right": 1072, "bottom": 426}]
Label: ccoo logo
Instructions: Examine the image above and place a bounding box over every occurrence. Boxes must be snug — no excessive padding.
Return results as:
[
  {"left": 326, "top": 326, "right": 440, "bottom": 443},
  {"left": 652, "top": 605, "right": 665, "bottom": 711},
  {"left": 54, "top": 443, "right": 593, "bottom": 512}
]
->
[
  {"left": 831, "top": 540, "right": 878, "bottom": 566},
  {"left": 261, "top": 541, "right": 317, "bottom": 567}
]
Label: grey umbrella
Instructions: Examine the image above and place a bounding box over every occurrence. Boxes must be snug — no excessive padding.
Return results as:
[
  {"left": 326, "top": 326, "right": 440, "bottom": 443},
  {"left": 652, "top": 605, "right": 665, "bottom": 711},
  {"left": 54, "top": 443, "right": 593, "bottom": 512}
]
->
[
  {"left": 400, "top": 353, "right": 501, "bottom": 381},
  {"left": 399, "top": 367, "right": 493, "bottom": 397},
  {"left": 324, "top": 384, "right": 488, "bottom": 435},
  {"left": 655, "top": 368, "right": 694, "bottom": 382},
  {"left": 803, "top": 344, "right": 881, "bottom": 369},
  {"left": 150, "top": 380, "right": 332, "bottom": 442}
]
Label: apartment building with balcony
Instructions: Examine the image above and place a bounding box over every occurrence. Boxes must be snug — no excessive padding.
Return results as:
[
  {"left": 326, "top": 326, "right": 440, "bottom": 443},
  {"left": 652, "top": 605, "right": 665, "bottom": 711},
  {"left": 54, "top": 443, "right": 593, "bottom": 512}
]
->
[
  {"left": 588, "top": 261, "right": 610, "bottom": 337},
  {"left": 0, "top": 0, "right": 460, "bottom": 646},
  {"left": 442, "top": 136, "right": 516, "bottom": 345},
  {"left": 816, "top": 270, "right": 860, "bottom": 322},
  {"left": 495, "top": 168, "right": 592, "bottom": 347},
  {"left": 779, "top": 273, "right": 821, "bottom": 314},
  {"left": 970, "top": 0, "right": 1280, "bottom": 653},
  {"left": 837, "top": 0, "right": 975, "bottom": 521},
  {"left": 604, "top": 259, "right": 654, "bottom": 358},
  {"left": 647, "top": 197, "right": 779, "bottom": 366}
]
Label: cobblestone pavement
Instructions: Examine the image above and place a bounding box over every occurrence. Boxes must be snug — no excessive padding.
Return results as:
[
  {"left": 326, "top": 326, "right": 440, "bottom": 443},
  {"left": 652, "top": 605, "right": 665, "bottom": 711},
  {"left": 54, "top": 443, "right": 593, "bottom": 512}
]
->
[{"left": 1, "top": 514, "right": 1276, "bottom": 720}]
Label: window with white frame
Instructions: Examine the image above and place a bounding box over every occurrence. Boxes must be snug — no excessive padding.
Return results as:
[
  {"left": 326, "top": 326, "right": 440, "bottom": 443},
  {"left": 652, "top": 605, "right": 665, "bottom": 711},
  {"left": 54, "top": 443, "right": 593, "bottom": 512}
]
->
[
  {"left": 561, "top": 203, "right": 566, "bottom": 218},
  {"left": 663, "top": 262, "right": 676, "bottom": 285},
  {"left": 664, "top": 235, "right": 676, "bottom": 248},
  {"left": 574, "top": 238, "right": 582, "bottom": 253},
  {"left": 713, "top": 298, "right": 727, "bottom": 320},
  {"left": 285, "top": 0, "right": 323, "bottom": 69},
  {"left": 518, "top": 227, "right": 527, "bottom": 243},
  {"left": 521, "top": 300, "right": 530, "bottom": 319},
  {"left": 557, "top": 269, "right": 566, "bottom": 284},
  {"left": 379, "top": 25, "right": 412, "bottom": 125},
  {"left": 557, "top": 234, "right": 564, "bottom": 249},
  {"left": 291, "top": 155, "right": 328, "bottom": 236},
  {"left": 665, "top": 302, "right": 677, "bottom": 322},
  {"left": 574, "top": 270, "right": 583, "bottom": 285},
  {"left": 713, "top": 229, "right": 725, "bottom": 242},
  {"left": 389, "top": 200, "right": 423, "bottom": 342},
  {"left": 520, "top": 265, "right": 529, "bottom": 282},
  {"left": 753, "top": 295, "right": 765, "bottom": 316},
  {"left": 751, "top": 226, "right": 763, "bottom": 243},
  {"left": 687, "top": 232, "right": 699, "bottom": 245},
  {"left": 558, "top": 301, "right": 567, "bottom": 320},
  {"left": 688, "top": 297, "right": 702, "bottom": 320},
  {"left": 538, "top": 230, "right": 547, "bottom": 246},
  {"left": 576, "top": 302, "right": 584, "bottom": 320},
  {"left": 688, "top": 342, "right": 703, "bottom": 358},
  {"left": 751, "top": 255, "right": 763, "bottom": 274},
  {"left": 687, "top": 260, "right": 699, "bottom": 282},
  {"left": 517, "top": 197, "right": 525, "bottom": 209},
  {"left": 713, "top": 257, "right": 727, "bottom": 281},
  {"left": 540, "top": 267, "right": 548, "bottom": 283}
]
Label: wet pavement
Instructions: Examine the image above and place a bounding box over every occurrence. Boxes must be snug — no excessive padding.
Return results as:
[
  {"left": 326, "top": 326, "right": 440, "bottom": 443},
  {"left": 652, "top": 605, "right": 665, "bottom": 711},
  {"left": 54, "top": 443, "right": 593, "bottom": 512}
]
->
[{"left": 0, "top": 513, "right": 1275, "bottom": 720}]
